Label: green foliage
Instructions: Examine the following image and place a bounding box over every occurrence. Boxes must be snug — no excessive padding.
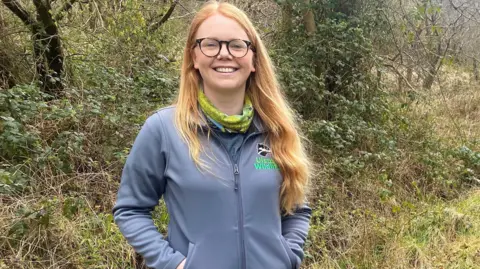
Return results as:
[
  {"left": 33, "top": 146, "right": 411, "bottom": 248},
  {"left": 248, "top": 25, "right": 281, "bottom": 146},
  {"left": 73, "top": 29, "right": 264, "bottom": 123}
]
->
[
  {"left": 0, "top": 85, "right": 44, "bottom": 160},
  {"left": 0, "top": 57, "right": 178, "bottom": 179},
  {"left": 77, "top": 212, "right": 130, "bottom": 267},
  {"left": 452, "top": 146, "right": 480, "bottom": 183},
  {"left": 274, "top": 16, "right": 377, "bottom": 119},
  {"left": 273, "top": 1, "right": 392, "bottom": 179},
  {"left": 1, "top": 0, "right": 479, "bottom": 268},
  {"left": 62, "top": 196, "right": 85, "bottom": 220},
  {"left": 7, "top": 198, "right": 59, "bottom": 244},
  {"left": 272, "top": 2, "right": 480, "bottom": 267},
  {"left": 153, "top": 200, "right": 170, "bottom": 234},
  {"left": 3, "top": 194, "right": 137, "bottom": 268},
  {"left": 0, "top": 168, "right": 29, "bottom": 195}
]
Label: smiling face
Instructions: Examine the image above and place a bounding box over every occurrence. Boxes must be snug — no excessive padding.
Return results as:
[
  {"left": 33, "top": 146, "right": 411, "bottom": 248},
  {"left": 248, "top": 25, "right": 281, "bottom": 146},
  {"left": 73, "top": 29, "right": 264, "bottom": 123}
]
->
[{"left": 193, "top": 14, "right": 256, "bottom": 96}]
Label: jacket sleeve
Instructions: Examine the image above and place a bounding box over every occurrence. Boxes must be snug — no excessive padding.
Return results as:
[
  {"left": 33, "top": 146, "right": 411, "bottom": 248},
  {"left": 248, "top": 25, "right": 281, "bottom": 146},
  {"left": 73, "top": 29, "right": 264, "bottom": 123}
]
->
[
  {"left": 112, "top": 114, "right": 185, "bottom": 269},
  {"left": 281, "top": 202, "right": 312, "bottom": 269}
]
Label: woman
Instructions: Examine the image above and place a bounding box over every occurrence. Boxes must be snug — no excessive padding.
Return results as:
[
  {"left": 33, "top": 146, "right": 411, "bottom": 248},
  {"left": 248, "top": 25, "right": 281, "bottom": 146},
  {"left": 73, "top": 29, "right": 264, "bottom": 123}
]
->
[{"left": 113, "top": 1, "right": 312, "bottom": 269}]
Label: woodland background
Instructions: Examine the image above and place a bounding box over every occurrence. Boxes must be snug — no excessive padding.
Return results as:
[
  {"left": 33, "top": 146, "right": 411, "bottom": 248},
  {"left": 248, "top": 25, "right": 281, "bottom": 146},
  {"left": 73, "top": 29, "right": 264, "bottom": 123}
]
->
[{"left": 1, "top": 0, "right": 480, "bottom": 268}]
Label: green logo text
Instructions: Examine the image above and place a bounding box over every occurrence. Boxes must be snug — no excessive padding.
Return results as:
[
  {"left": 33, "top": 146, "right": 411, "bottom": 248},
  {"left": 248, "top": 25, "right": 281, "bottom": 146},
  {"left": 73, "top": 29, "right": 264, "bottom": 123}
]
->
[{"left": 254, "top": 157, "right": 279, "bottom": 170}]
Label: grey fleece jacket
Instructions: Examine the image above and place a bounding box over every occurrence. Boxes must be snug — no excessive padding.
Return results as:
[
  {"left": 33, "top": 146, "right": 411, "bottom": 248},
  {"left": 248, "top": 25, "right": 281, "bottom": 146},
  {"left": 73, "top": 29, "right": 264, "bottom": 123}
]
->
[{"left": 112, "top": 106, "right": 312, "bottom": 269}]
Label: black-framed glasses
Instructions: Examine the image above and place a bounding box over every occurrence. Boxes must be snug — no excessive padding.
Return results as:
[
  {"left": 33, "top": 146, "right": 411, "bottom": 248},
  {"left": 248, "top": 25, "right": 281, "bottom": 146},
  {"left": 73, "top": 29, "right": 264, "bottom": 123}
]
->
[{"left": 194, "top": 38, "right": 255, "bottom": 58}]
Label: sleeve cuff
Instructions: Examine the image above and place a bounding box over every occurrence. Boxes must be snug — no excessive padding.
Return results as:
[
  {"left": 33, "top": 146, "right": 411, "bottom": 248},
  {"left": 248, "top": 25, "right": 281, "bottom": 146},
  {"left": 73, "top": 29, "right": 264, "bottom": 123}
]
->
[{"left": 164, "top": 252, "right": 186, "bottom": 269}]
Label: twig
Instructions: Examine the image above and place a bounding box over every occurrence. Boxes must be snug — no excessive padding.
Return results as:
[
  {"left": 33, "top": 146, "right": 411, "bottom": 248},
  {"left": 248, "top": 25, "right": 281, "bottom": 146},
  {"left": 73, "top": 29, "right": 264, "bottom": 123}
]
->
[
  {"left": 2, "top": 0, "right": 36, "bottom": 26},
  {"left": 147, "top": 0, "right": 179, "bottom": 33},
  {"left": 54, "top": 0, "right": 78, "bottom": 21},
  {"left": 383, "top": 63, "right": 416, "bottom": 91}
]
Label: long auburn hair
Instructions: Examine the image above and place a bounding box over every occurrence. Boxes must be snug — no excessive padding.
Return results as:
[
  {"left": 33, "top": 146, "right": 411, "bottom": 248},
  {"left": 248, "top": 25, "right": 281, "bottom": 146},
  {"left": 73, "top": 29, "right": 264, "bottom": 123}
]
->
[{"left": 174, "top": 1, "right": 311, "bottom": 214}]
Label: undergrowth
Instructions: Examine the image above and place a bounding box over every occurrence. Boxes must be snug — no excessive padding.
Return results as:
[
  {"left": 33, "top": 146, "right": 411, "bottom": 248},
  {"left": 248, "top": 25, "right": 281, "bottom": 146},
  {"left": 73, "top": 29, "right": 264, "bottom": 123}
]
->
[{"left": 1, "top": 1, "right": 479, "bottom": 268}]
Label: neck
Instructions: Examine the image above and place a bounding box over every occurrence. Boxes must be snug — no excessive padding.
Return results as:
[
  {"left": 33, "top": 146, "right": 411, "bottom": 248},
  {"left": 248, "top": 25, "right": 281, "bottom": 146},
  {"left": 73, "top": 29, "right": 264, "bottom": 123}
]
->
[{"left": 202, "top": 85, "right": 245, "bottom": 115}]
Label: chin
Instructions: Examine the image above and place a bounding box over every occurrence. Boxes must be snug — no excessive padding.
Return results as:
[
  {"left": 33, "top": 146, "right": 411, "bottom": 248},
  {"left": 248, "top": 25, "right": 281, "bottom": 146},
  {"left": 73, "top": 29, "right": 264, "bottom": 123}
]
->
[
  {"left": 219, "top": 86, "right": 245, "bottom": 93},
  {"left": 211, "top": 83, "right": 246, "bottom": 92}
]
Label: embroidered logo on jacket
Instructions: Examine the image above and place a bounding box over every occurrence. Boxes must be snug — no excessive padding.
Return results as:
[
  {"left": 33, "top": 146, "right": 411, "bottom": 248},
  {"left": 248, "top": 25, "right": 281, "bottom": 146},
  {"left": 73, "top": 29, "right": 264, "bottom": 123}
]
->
[
  {"left": 257, "top": 143, "right": 271, "bottom": 157},
  {"left": 254, "top": 157, "right": 279, "bottom": 170},
  {"left": 255, "top": 143, "right": 278, "bottom": 170}
]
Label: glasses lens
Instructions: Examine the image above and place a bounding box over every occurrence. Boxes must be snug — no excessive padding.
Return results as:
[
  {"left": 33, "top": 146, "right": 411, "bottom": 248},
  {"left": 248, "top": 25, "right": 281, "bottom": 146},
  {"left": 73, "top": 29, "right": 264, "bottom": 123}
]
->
[
  {"left": 200, "top": 39, "right": 220, "bottom": 57},
  {"left": 228, "top": 40, "right": 248, "bottom": 58}
]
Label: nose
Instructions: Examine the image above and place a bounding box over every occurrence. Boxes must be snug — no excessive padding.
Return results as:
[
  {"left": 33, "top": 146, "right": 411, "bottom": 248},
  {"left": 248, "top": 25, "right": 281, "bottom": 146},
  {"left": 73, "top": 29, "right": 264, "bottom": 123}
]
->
[{"left": 217, "top": 43, "right": 232, "bottom": 59}]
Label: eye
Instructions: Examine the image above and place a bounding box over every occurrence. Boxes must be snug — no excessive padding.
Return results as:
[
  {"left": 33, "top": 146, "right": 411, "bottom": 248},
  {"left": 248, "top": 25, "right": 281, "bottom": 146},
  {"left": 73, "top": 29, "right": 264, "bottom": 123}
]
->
[
  {"left": 201, "top": 39, "right": 219, "bottom": 48},
  {"left": 230, "top": 40, "right": 247, "bottom": 50}
]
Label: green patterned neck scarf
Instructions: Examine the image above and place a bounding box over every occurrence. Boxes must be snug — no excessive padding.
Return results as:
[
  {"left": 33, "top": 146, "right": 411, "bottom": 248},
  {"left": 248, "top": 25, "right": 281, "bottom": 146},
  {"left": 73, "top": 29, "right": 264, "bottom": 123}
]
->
[{"left": 198, "top": 89, "right": 254, "bottom": 133}]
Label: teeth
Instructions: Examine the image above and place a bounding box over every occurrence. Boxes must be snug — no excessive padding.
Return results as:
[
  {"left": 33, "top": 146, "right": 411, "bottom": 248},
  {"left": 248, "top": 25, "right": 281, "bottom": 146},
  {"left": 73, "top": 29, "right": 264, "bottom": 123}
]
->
[{"left": 215, "top": 67, "right": 236, "bottom": 73}]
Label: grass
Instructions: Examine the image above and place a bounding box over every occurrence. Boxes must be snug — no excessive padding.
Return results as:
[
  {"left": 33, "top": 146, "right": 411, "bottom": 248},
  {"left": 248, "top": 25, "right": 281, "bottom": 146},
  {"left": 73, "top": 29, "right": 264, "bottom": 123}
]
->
[
  {"left": 416, "top": 68, "right": 480, "bottom": 150},
  {"left": 381, "top": 189, "right": 480, "bottom": 269},
  {"left": 306, "top": 189, "right": 480, "bottom": 268},
  {"left": 302, "top": 68, "right": 480, "bottom": 269},
  {"left": 0, "top": 193, "right": 139, "bottom": 268},
  {"left": 1, "top": 66, "right": 479, "bottom": 268}
]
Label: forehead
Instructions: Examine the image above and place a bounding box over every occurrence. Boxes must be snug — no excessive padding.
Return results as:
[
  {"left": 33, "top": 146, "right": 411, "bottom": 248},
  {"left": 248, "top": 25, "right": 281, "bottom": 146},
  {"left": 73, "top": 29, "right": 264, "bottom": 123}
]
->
[{"left": 196, "top": 14, "right": 249, "bottom": 40}]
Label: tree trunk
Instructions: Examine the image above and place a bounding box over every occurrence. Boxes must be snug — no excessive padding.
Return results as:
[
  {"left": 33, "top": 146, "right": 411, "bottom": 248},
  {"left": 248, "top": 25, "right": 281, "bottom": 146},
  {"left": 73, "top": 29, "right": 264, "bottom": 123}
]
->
[
  {"left": 0, "top": 14, "right": 15, "bottom": 88},
  {"left": 422, "top": 64, "right": 437, "bottom": 90},
  {"left": 3, "top": 0, "right": 64, "bottom": 96},
  {"left": 376, "top": 68, "right": 382, "bottom": 86},
  {"left": 0, "top": 50, "right": 15, "bottom": 89},
  {"left": 303, "top": 0, "right": 316, "bottom": 36},
  {"left": 474, "top": 58, "right": 479, "bottom": 81},
  {"left": 303, "top": 0, "right": 322, "bottom": 80},
  {"left": 280, "top": 2, "right": 293, "bottom": 33},
  {"left": 89, "top": 1, "right": 97, "bottom": 30},
  {"left": 406, "top": 67, "right": 413, "bottom": 85},
  {"left": 33, "top": 0, "right": 64, "bottom": 96},
  {"left": 422, "top": 42, "right": 442, "bottom": 90},
  {"left": 397, "top": 72, "right": 404, "bottom": 91},
  {"left": 334, "top": 0, "right": 356, "bottom": 17}
]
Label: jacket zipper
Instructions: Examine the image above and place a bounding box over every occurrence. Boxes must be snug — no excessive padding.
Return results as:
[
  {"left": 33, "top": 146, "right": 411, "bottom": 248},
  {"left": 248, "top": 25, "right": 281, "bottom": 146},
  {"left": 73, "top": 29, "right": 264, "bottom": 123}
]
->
[
  {"left": 211, "top": 130, "right": 260, "bottom": 269},
  {"left": 234, "top": 164, "right": 239, "bottom": 190},
  {"left": 233, "top": 162, "right": 244, "bottom": 269}
]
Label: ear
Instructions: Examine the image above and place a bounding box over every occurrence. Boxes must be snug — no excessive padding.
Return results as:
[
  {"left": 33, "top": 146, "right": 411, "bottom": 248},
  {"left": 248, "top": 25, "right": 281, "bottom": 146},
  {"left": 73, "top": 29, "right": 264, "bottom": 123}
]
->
[
  {"left": 192, "top": 50, "right": 199, "bottom": 70},
  {"left": 251, "top": 57, "right": 256, "bottom": 72}
]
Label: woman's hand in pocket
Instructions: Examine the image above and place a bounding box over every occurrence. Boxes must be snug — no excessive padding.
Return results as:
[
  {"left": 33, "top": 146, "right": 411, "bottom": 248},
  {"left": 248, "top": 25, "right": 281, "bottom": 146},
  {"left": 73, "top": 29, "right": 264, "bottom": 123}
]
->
[{"left": 176, "top": 259, "right": 186, "bottom": 269}]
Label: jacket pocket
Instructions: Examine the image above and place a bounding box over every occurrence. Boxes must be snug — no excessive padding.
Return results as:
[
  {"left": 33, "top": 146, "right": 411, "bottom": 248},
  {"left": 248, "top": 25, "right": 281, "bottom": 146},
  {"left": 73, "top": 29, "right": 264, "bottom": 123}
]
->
[
  {"left": 184, "top": 242, "right": 196, "bottom": 269},
  {"left": 279, "top": 235, "right": 297, "bottom": 269}
]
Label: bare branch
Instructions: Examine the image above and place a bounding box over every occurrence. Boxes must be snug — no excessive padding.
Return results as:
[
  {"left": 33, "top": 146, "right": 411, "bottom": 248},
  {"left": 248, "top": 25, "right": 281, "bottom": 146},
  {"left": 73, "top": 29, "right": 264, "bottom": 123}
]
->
[
  {"left": 176, "top": 0, "right": 190, "bottom": 13},
  {"left": 147, "top": 0, "right": 179, "bottom": 33},
  {"left": 383, "top": 63, "right": 416, "bottom": 91},
  {"left": 32, "top": 0, "right": 53, "bottom": 27},
  {"left": 54, "top": 0, "right": 78, "bottom": 21},
  {"left": 2, "top": 0, "right": 36, "bottom": 26}
]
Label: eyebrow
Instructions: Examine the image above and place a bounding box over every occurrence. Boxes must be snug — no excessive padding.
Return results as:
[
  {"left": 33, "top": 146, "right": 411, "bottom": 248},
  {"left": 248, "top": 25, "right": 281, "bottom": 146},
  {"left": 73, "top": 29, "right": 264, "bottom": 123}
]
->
[{"left": 200, "top": 36, "right": 250, "bottom": 41}]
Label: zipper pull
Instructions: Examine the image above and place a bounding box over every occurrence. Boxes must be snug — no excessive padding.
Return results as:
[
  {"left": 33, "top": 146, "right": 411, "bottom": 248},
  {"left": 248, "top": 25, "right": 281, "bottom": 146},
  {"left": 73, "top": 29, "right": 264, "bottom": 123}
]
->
[
  {"left": 234, "top": 164, "right": 239, "bottom": 191},
  {"left": 234, "top": 164, "right": 239, "bottom": 175}
]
